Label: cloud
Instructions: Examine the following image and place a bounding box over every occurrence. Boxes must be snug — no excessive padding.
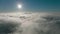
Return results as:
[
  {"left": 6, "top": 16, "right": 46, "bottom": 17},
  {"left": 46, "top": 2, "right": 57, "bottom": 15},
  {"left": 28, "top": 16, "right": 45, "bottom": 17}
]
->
[{"left": 0, "top": 12, "right": 60, "bottom": 34}]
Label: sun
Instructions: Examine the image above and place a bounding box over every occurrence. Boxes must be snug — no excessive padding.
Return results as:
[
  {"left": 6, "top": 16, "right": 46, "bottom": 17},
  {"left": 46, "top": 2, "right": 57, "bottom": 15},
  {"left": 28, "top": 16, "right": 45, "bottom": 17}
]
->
[{"left": 17, "top": 4, "right": 22, "bottom": 9}]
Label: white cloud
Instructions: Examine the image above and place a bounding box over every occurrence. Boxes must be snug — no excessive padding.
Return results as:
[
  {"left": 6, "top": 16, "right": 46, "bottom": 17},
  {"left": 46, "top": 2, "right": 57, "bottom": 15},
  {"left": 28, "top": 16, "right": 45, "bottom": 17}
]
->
[{"left": 0, "top": 12, "right": 60, "bottom": 34}]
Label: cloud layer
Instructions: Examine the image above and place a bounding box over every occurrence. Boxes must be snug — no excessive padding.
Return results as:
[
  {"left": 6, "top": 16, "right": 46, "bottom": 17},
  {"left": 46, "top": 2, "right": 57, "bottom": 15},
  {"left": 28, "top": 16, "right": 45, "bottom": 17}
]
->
[{"left": 0, "top": 12, "right": 60, "bottom": 34}]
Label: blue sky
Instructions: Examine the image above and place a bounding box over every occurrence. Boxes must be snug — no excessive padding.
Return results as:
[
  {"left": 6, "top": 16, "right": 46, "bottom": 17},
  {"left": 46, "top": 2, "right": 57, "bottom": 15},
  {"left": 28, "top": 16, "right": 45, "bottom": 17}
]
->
[{"left": 0, "top": 0, "right": 60, "bottom": 12}]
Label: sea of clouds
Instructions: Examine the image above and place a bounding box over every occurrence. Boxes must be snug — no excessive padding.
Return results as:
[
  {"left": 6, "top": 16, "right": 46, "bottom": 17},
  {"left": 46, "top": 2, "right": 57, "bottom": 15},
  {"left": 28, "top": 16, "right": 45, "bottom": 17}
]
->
[{"left": 0, "top": 12, "right": 60, "bottom": 34}]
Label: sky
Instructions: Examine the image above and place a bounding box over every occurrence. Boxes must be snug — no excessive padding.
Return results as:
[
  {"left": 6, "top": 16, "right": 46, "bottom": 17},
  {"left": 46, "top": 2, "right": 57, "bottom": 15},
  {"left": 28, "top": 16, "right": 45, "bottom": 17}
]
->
[{"left": 0, "top": 0, "right": 60, "bottom": 12}]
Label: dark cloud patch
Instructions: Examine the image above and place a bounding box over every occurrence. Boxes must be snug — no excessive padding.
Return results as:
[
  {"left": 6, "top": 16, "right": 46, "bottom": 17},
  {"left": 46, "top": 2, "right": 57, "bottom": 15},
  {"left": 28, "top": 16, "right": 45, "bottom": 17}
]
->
[
  {"left": 0, "top": 23, "right": 17, "bottom": 34},
  {"left": 34, "top": 15, "right": 60, "bottom": 34},
  {"left": 0, "top": 18, "right": 22, "bottom": 34}
]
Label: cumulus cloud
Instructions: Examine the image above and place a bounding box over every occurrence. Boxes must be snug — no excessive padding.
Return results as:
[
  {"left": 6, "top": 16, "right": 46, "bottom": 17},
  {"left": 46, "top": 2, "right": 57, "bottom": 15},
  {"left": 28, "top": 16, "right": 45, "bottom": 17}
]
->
[{"left": 0, "top": 12, "right": 60, "bottom": 34}]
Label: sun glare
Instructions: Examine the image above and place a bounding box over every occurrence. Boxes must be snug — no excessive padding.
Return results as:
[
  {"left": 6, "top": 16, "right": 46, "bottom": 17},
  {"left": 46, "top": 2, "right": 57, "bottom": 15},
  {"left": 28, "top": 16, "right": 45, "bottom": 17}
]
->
[{"left": 17, "top": 4, "right": 22, "bottom": 9}]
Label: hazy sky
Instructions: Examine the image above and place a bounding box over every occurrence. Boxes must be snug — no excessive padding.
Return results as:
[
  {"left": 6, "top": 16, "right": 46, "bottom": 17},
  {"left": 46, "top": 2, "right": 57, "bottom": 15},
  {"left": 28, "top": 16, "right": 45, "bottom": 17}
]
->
[{"left": 0, "top": 0, "right": 60, "bottom": 12}]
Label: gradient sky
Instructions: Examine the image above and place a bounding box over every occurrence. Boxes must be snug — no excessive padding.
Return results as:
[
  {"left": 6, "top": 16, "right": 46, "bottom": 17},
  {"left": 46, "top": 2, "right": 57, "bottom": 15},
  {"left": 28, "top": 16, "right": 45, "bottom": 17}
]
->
[{"left": 0, "top": 0, "right": 60, "bottom": 12}]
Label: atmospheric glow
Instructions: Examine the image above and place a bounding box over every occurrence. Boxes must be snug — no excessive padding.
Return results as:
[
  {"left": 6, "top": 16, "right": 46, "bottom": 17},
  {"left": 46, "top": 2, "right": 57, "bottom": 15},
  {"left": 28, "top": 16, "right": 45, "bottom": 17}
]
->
[{"left": 17, "top": 4, "right": 22, "bottom": 9}]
